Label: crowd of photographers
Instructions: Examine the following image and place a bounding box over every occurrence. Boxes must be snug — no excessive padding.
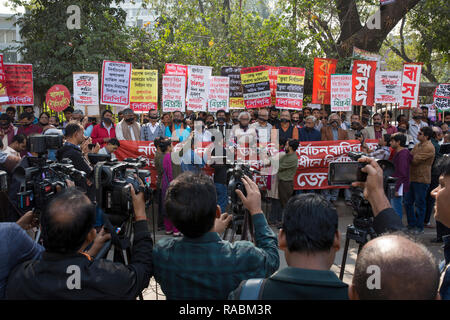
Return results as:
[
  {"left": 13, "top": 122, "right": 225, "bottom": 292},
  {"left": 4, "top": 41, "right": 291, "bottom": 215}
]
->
[{"left": 0, "top": 104, "right": 449, "bottom": 300}]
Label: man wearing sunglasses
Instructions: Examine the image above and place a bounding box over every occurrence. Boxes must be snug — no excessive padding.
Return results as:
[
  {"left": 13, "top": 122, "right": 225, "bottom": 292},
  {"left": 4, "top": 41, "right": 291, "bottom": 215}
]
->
[{"left": 141, "top": 109, "right": 165, "bottom": 141}]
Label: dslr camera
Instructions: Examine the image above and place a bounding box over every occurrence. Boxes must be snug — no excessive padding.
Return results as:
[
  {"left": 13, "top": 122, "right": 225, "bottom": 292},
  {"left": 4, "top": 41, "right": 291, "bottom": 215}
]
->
[{"left": 94, "top": 157, "right": 152, "bottom": 226}]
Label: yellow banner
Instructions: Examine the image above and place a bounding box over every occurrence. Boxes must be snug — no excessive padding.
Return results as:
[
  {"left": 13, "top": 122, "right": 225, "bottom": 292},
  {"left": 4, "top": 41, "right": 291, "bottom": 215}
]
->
[
  {"left": 277, "top": 75, "right": 305, "bottom": 85},
  {"left": 130, "top": 69, "right": 158, "bottom": 104},
  {"left": 241, "top": 70, "right": 269, "bottom": 85}
]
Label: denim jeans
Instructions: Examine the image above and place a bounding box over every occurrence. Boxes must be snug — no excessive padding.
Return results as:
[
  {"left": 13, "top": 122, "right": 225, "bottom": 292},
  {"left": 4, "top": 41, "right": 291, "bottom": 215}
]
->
[
  {"left": 215, "top": 183, "right": 228, "bottom": 214},
  {"left": 404, "top": 182, "right": 430, "bottom": 231},
  {"left": 322, "top": 189, "right": 339, "bottom": 201},
  {"left": 391, "top": 196, "right": 404, "bottom": 220}
]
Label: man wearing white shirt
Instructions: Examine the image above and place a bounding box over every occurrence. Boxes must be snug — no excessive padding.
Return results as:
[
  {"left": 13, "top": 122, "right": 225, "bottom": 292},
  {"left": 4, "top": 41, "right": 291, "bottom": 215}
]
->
[
  {"left": 250, "top": 108, "right": 275, "bottom": 144},
  {"left": 3, "top": 134, "right": 27, "bottom": 158},
  {"left": 115, "top": 108, "right": 141, "bottom": 141},
  {"left": 408, "top": 108, "right": 428, "bottom": 146}
]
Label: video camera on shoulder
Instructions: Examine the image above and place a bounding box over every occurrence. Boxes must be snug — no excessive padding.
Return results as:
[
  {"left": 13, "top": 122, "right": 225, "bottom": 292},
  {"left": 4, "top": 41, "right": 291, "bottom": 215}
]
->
[{"left": 94, "top": 157, "right": 152, "bottom": 226}]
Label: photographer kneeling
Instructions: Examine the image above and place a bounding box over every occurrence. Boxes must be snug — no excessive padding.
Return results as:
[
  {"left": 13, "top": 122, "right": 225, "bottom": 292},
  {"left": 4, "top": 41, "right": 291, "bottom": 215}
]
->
[{"left": 5, "top": 185, "right": 153, "bottom": 300}]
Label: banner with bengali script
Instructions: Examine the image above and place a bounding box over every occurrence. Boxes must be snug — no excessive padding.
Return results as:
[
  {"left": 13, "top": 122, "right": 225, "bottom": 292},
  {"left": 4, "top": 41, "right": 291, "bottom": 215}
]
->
[
  {"left": 221, "top": 66, "right": 244, "bottom": 109},
  {"left": 73, "top": 72, "right": 99, "bottom": 107},
  {"left": 330, "top": 74, "right": 352, "bottom": 112},
  {"left": 162, "top": 75, "right": 186, "bottom": 113},
  {"left": 114, "top": 139, "right": 378, "bottom": 190},
  {"left": 0, "top": 55, "right": 8, "bottom": 103},
  {"left": 352, "top": 60, "right": 377, "bottom": 106},
  {"left": 275, "top": 67, "right": 305, "bottom": 110},
  {"left": 208, "top": 76, "right": 229, "bottom": 112},
  {"left": 312, "top": 58, "right": 337, "bottom": 105},
  {"left": 130, "top": 69, "right": 158, "bottom": 112},
  {"left": 3, "top": 64, "right": 34, "bottom": 105},
  {"left": 400, "top": 62, "right": 422, "bottom": 109},
  {"left": 240, "top": 66, "right": 271, "bottom": 109},
  {"left": 186, "top": 65, "right": 212, "bottom": 112},
  {"left": 434, "top": 83, "right": 450, "bottom": 111},
  {"left": 101, "top": 60, "right": 132, "bottom": 107},
  {"left": 374, "top": 71, "right": 402, "bottom": 104},
  {"left": 267, "top": 66, "right": 279, "bottom": 104}
]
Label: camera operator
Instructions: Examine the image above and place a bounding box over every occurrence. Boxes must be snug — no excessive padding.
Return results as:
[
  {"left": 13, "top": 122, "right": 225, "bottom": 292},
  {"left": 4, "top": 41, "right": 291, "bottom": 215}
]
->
[
  {"left": 153, "top": 172, "right": 279, "bottom": 300},
  {"left": 0, "top": 211, "right": 43, "bottom": 299},
  {"left": 230, "top": 157, "right": 403, "bottom": 300},
  {"left": 56, "top": 123, "right": 97, "bottom": 200},
  {"left": 5, "top": 185, "right": 153, "bottom": 300}
]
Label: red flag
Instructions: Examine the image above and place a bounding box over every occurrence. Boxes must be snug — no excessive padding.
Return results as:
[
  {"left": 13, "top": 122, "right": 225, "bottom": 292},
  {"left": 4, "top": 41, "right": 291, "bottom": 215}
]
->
[{"left": 352, "top": 60, "right": 377, "bottom": 106}]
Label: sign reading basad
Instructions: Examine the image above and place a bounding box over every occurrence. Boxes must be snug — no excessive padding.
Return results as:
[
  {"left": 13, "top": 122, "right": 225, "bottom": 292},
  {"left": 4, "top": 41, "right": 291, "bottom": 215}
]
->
[
  {"left": 374, "top": 71, "right": 402, "bottom": 104},
  {"left": 352, "top": 60, "right": 377, "bottom": 106},
  {"left": 3, "top": 64, "right": 33, "bottom": 105},
  {"left": 130, "top": 69, "right": 158, "bottom": 112},
  {"left": 115, "top": 139, "right": 378, "bottom": 190},
  {"left": 400, "top": 62, "right": 422, "bottom": 109},
  {"left": 46, "top": 84, "right": 71, "bottom": 112},
  {"left": 0, "top": 55, "right": 8, "bottom": 103},
  {"left": 434, "top": 83, "right": 450, "bottom": 110},
  {"left": 330, "top": 74, "right": 352, "bottom": 112},
  {"left": 73, "top": 72, "right": 99, "bottom": 107},
  {"left": 312, "top": 58, "right": 337, "bottom": 105},
  {"left": 186, "top": 65, "right": 212, "bottom": 112},
  {"left": 101, "top": 60, "right": 132, "bottom": 106},
  {"left": 240, "top": 66, "right": 271, "bottom": 109},
  {"left": 208, "top": 76, "right": 229, "bottom": 112},
  {"left": 221, "top": 66, "right": 244, "bottom": 109},
  {"left": 162, "top": 75, "right": 186, "bottom": 112},
  {"left": 275, "top": 67, "right": 305, "bottom": 110}
]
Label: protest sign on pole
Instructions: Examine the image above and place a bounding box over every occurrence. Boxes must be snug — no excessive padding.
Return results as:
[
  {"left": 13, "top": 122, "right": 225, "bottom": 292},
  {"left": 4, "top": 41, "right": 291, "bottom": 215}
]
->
[
  {"left": 374, "top": 71, "right": 402, "bottom": 104},
  {"left": 275, "top": 67, "right": 305, "bottom": 110},
  {"left": 3, "top": 64, "right": 33, "bottom": 105},
  {"left": 208, "top": 76, "right": 229, "bottom": 112},
  {"left": 101, "top": 60, "right": 132, "bottom": 107},
  {"left": 352, "top": 47, "right": 382, "bottom": 71},
  {"left": 434, "top": 83, "right": 450, "bottom": 111},
  {"left": 162, "top": 75, "right": 186, "bottom": 113},
  {"left": 73, "top": 72, "right": 99, "bottom": 107},
  {"left": 129, "top": 69, "right": 158, "bottom": 112},
  {"left": 221, "top": 66, "right": 244, "bottom": 109},
  {"left": 267, "top": 66, "right": 279, "bottom": 104},
  {"left": 400, "top": 62, "right": 422, "bottom": 109},
  {"left": 46, "top": 84, "right": 71, "bottom": 112},
  {"left": 186, "top": 65, "right": 212, "bottom": 112},
  {"left": 352, "top": 60, "right": 377, "bottom": 106},
  {"left": 330, "top": 74, "right": 352, "bottom": 112},
  {"left": 0, "top": 55, "right": 8, "bottom": 103},
  {"left": 312, "top": 58, "right": 338, "bottom": 105},
  {"left": 240, "top": 66, "right": 271, "bottom": 109}
]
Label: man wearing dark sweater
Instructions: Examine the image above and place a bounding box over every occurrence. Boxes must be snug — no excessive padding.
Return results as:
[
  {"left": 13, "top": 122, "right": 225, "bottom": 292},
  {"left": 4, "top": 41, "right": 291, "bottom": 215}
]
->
[
  {"left": 390, "top": 133, "right": 413, "bottom": 219},
  {"left": 298, "top": 116, "right": 321, "bottom": 142},
  {"left": 230, "top": 157, "right": 403, "bottom": 300}
]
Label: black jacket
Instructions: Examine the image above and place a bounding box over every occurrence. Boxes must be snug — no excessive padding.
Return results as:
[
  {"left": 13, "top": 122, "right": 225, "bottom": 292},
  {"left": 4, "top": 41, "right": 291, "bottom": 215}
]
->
[
  {"left": 56, "top": 143, "right": 93, "bottom": 178},
  {"left": 5, "top": 220, "right": 153, "bottom": 300}
]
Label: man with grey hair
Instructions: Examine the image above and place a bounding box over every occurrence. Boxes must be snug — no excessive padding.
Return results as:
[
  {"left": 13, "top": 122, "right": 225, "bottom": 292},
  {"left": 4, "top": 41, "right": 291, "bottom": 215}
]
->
[
  {"left": 250, "top": 108, "right": 276, "bottom": 144},
  {"left": 229, "top": 111, "right": 257, "bottom": 147},
  {"left": 298, "top": 116, "right": 321, "bottom": 141},
  {"left": 349, "top": 233, "right": 440, "bottom": 300},
  {"left": 321, "top": 113, "right": 348, "bottom": 141},
  {"left": 115, "top": 108, "right": 141, "bottom": 141}
]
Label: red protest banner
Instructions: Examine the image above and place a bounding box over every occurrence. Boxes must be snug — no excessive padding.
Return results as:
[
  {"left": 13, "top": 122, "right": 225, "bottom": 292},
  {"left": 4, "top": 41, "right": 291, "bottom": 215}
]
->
[
  {"left": 115, "top": 139, "right": 378, "bottom": 191},
  {"left": 400, "top": 62, "right": 422, "bottom": 110},
  {"left": 3, "top": 64, "right": 34, "bottom": 105},
  {"left": 312, "top": 58, "right": 337, "bottom": 105},
  {"left": 352, "top": 60, "right": 377, "bottom": 106},
  {"left": 265, "top": 66, "right": 279, "bottom": 104},
  {"left": 275, "top": 67, "right": 305, "bottom": 110},
  {"left": 0, "top": 55, "right": 8, "bottom": 103},
  {"left": 46, "top": 84, "right": 71, "bottom": 112}
]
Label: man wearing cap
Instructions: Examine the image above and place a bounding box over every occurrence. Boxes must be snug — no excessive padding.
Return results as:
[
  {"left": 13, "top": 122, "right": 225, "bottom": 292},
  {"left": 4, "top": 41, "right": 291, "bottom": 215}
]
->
[{"left": 115, "top": 108, "right": 141, "bottom": 141}]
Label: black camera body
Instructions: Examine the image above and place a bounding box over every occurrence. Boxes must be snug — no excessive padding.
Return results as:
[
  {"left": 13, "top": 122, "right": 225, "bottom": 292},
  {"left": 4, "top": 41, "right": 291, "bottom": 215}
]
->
[
  {"left": 0, "top": 170, "right": 7, "bottom": 192},
  {"left": 94, "top": 157, "right": 151, "bottom": 226},
  {"left": 15, "top": 157, "right": 86, "bottom": 214},
  {"left": 227, "top": 164, "right": 254, "bottom": 209},
  {"left": 28, "top": 134, "right": 63, "bottom": 154}
]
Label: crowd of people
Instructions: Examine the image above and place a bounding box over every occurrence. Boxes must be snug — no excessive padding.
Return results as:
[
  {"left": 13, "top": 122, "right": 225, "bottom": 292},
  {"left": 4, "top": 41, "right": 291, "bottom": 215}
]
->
[{"left": 0, "top": 103, "right": 449, "bottom": 300}]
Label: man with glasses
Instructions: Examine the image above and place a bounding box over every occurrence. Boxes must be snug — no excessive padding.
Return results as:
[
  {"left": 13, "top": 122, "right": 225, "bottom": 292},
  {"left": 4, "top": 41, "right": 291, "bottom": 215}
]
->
[
  {"left": 408, "top": 107, "right": 429, "bottom": 147},
  {"left": 251, "top": 108, "right": 276, "bottom": 144},
  {"left": 229, "top": 111, "right": 257, "bottom": 147},
  {"left": 141, "top": 109, "right": 165, "bottom": 141}
]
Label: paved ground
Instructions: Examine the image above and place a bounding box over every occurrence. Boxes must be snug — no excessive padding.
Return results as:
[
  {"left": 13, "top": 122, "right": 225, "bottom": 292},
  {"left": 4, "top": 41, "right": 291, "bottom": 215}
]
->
[{"left": 141, "top": 200, "right": 445, "bottom": 300}]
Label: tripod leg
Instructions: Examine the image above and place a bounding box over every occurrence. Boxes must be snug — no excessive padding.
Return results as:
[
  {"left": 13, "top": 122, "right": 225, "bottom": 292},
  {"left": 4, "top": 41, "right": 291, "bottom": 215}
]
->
[{"left": 339, "top": 235, "right": 351, "bottom": 281}]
